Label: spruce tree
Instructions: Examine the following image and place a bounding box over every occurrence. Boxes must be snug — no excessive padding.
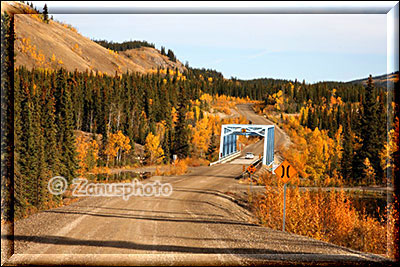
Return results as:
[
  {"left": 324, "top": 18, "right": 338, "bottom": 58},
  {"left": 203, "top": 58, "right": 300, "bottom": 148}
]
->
[
  {"left": 206, "top": 131, "right": 218, "bottom": 162},
  {"left": 1, "top": 11, "right": 15, "bottom": 220},
  {"left": 167, "top": 49, "right": 176, "bottom": 62},
  {"left": 55, "top": 69, "right": 78, "bottom": 182},
  {"left": 173, "top": 88, "right": 190, "bottom": 158},
  {"left": 14, "top": 70, "right": 27, "bottom": 217},
  {"left": 20, "top": 80, "right": 40, "bottom": 207},
  {"left": 42, "top": 84, "right": 61, "bottom": 178},
  {"left": 43, "top": 4, "right": 49, "bottom": 23},
  {"left": 341, "top": 114, "right": 354, "bottom": 183},
  {"left": 375, "top": 91, "right": 387, "bottom": 180},
  {"left": 162, "top": 129, "right": 171, "bottom": 163},
  {"left": 354, "top": 75, "right": 380, "bottom": 182}
]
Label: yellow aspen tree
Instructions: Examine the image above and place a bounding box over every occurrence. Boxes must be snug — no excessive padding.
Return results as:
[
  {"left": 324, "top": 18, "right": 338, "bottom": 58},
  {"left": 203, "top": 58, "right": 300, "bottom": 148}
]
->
[
  {"left": 380, "top": 118, "right": 399, "bottom": 181},
  {"left": 192, "top": 115, "right": 211, "bottom": 155},
  {"left": 76, "top": 136, "right": 99, "bottom": 174},
  {"left": 104, "top": 131, "right": 131, "bottom": 167},
  {"left": 306, "top": 128, "right": 327, "bottom": 185},
  {"left": 144, "top": 132, "right": 164, "bottom": 165},
  {"left": 363, "top": 157, "right": 376, "bottom": 185}
]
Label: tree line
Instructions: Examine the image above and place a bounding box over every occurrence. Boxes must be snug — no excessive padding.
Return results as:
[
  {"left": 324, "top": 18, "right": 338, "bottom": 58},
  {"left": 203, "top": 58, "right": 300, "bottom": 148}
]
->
[
  {"left": 3, "top": 11, "right": 397, "bottom": 218},
  {"left": 262, "top": 76, "right": 391, "bottom": 185},
  {"left": 302, "top": 77, "right": 387, "bottom": 183},
  {"left": 93, "top": 39, "right": 156, "bottom": 51},
  {"left": 160, "top": 46, "right": 177, "bottom": 62}
]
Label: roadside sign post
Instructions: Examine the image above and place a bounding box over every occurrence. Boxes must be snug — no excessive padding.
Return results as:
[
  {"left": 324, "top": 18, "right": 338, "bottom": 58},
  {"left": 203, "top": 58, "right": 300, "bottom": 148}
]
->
[
  {"left": 274, "top": 160, "right": 297, "bottom": 232},
  {"left": 250, "top": 173, "right": 252, "bottom": 195},
  {"left": 282, "top": 183, "right": 287, "bottom": 231},
  {"left": 247, "top": 165, "right": 256, "bottom": 202}
]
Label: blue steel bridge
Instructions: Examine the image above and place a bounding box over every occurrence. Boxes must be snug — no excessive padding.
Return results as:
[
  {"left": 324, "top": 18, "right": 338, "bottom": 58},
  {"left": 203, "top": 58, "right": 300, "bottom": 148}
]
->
[{"left": 218, "top": 124, "right": 274, "bottom": 166}]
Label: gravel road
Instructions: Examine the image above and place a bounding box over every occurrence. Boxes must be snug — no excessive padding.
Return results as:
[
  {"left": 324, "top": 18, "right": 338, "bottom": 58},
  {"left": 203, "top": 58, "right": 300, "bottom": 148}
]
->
[{"left": 2, "top": 104, "right": 392, "bottom": 266}]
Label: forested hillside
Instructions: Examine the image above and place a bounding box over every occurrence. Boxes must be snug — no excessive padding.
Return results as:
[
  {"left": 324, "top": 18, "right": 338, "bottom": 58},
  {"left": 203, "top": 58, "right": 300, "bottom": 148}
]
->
[
  {"left": 12, "top": 63, "right": 396, "bottom": 216},
  {"left": 255, "top": 77, "right": 393, "bottom": 186},
  {"left": 2, "top": 3, "right": 398, "bottom": 222}
]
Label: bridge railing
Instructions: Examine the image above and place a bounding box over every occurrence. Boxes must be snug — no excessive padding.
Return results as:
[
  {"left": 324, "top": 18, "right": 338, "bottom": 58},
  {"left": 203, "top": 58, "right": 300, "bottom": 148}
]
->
[{"left": 209, "top": 151, "right": 241, "bottom": 166}]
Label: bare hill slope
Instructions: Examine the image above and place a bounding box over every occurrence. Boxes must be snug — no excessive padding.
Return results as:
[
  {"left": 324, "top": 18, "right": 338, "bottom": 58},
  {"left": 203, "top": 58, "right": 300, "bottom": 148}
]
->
[{"left": 2, "top": 1, "right": 185, "bottom": 74}]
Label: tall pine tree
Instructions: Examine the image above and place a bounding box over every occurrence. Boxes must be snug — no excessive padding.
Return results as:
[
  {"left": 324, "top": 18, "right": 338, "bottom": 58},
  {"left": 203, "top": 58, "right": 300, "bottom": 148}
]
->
[
  {"left": 354, "top": 75, "right": 380, "bottom": 183},
  {"left": 173, "top": 87, "right": 190, "bottom": 158}
]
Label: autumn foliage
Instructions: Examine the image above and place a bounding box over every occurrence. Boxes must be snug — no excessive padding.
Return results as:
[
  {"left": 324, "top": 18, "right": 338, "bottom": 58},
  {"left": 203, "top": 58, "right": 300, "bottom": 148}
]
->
[
  {"left": 104, "top": 130, "right": 131, "bottom": 167},
  {"left": 254, "top": 172, "right": 398, "bottom": 258},
  {"left": 76, "top": 134, "right": 99, "bottom": 175},
  {"left": 155, "top": 159, "right": 189, "bottom": 176},
  {"left": 144, "top": 132, "right": 164, "bottom": 164},
  {"left": 270, "top": 114, "right": 343, "bottom": 186}
]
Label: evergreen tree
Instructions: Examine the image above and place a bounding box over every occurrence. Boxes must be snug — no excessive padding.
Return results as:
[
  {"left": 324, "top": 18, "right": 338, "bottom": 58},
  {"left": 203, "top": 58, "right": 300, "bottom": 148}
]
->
[
  {"left": 162, "top": 129, "right": 171, "bottom": 163},
  {"left": 375, "top": 91, "right": 387, "bottom": 180},
  {"left": 14, "top": 70, "right": 27, "bottom": 217},
  {"left": 173, "top": 88, "right": 189, "bottom": 158},
  {"left": 167, "top": 49, "right": 176, "bottom": 62},
  {"left": 55, "top": 69, "right": 78, "bottom": 182},
  {"left": 341, "top": 114, "right": 354, "bottom": 183},
  {"left": 19, "top": 80, "right": 40, "bottom": 207},
  {"left": 10, "top": 62, "right": 392, "bottom": 217},
  {"left": 1, "top": 12, "right": 15, "bottom": 221},
  {"left": 42, "top": 84, "right": 61, "bottom": 177},
  {"left": 354, "top": 75, "right": 381, "bottom": 182},
  {"left": 206, "top": 131, "right": 218, "bottom": 161},
  {"left": 43, "top": 4, "right": 49, "bottom": 23},
  {"left": 307, "top": 107, "right": 318, "bottom": 130}
]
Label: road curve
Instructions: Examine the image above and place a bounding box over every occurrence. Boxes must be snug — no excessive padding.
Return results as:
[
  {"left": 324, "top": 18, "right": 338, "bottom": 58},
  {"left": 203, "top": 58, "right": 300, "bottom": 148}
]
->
[
  {"left": 3, "top": 106, "right": 391, "bottom": 266},
  {"left": 236, "top": 103, "right": 290, "bottom": 153}
]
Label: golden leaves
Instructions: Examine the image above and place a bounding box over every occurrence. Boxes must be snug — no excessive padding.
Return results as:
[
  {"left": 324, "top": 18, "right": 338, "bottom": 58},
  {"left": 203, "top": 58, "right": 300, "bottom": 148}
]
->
[
  {"left": 144, "top": 132, "right": 164, "bottom": 164},
  {"left": 20, "top": 37, "right": 47, "bottom": 67},
  {"left": 76, "top": 135, "right": 100, "bottom": 175},
  {"left": 104, "top": 131, "right": 131, "bottom": 161},
  {"left": 192, "top": 115, "right": 211, "bottom": 154},
  {"left": 253, "top": 184, "right": 389, "bottom": 256}
]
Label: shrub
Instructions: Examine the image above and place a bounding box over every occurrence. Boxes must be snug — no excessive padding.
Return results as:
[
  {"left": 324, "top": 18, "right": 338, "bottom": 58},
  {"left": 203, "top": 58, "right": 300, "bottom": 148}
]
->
[
  {"left": 253, "top": 179, "right": 397, "bottom": 258},
  {"left": 155, "top": 159, "right": 188, "bottom": 176}
]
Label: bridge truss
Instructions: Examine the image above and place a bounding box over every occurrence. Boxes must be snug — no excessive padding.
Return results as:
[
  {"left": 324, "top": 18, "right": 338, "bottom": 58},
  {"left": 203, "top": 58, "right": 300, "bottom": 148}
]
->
[{"left": 219, "top": 124, "right": 274, "bottom": 166}]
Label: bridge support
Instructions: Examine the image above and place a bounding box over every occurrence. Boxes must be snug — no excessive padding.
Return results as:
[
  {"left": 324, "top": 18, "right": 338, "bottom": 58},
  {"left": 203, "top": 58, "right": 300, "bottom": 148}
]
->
[{"left": 218, "top": 124, "right": 274, "bottom": 166}]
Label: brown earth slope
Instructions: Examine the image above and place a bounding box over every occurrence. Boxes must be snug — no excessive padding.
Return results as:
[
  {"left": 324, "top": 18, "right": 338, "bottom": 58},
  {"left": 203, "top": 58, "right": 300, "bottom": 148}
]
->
[{"left": 2, "top": 1, "right": 185, "bottom": 75}]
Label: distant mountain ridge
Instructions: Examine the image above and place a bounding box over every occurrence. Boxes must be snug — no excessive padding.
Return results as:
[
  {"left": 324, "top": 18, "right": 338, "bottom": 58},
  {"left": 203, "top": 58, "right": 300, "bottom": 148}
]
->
[
  {"left": 348, "top": 72, "right": 399, "bottom": 88},
  {"left": 2, "top": 1, "right": 186, "bottom": 75}
]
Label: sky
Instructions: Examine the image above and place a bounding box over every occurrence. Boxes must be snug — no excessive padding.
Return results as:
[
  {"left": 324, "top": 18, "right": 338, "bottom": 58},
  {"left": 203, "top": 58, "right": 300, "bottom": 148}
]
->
[{"left": 30, "top": 2, "right": 393, "bottom": 83}]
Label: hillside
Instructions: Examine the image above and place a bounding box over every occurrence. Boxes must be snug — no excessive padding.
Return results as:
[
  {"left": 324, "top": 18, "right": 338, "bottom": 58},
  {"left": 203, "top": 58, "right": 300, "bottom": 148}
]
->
[
  {"left": 2, "top": 1, "right": 185, "bottom": 75},
  {"left": 348, "top": 72, "right": 399, "bottom": 88}
]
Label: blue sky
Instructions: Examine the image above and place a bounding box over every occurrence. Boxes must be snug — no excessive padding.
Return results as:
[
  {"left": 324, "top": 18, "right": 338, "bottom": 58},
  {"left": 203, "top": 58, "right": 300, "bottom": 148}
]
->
[{"left": 31, "top": 2, "right": 390, "bottom": 83}]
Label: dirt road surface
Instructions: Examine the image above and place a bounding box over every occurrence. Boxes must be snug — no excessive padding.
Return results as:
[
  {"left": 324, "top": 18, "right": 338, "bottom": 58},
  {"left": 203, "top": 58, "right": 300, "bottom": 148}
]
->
[
  {"left": 236, "top": 103, "right": 290, "bottom": 152},
  {"left": 2, "top": 104, "right": 391, "bottom": 266}
]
